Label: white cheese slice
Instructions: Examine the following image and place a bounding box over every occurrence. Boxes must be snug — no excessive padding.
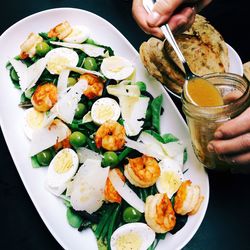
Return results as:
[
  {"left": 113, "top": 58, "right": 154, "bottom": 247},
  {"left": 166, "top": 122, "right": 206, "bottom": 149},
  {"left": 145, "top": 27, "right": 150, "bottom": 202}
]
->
[
  {"left": 119, "top": 96, "right": 149, "bottom": 136},
  {"left": 50, "top": 41, "right": 106, "bottom": 57},
  {"left": 30, "top": 119, "right": 69, "bottom": 156},
  {"left": 9, "top": 58, "right": 47, "bottom": 91},
  {"left": 51, "top": 79, "right": 88, "bottom": 124}
]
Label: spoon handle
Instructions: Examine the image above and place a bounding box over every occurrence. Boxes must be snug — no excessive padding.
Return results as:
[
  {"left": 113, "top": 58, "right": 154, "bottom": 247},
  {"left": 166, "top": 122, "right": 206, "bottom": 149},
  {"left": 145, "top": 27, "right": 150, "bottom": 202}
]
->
[{"left": 142, "top": 0, "right": 194, "bottom": 78}]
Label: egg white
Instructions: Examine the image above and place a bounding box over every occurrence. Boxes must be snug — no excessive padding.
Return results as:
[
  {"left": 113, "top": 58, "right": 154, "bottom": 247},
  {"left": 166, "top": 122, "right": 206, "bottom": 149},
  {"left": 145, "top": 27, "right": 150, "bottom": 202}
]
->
[
  {"left": 63, "top": 25, "right": 90, "bottom": 44},
  {"left": 110, "top": 223, "right": 155, "bottom": 250},
  {"left": 101, "top": 56, "right": 135, "bottom": 80},
  {"left": 23, "top": 107, "right": 45, "bottom": 140},
  {"left": 91, "top": 97, "right": 121, "bottom": 125},
  {"left": 45, "top": 148, "right": 79, "bottom": 196},
  {"left": 45, "top": 47, "right": 79, "bottom": 74},
  {"left": 156, "top": 157, "right": 184, "bottom": 198}
]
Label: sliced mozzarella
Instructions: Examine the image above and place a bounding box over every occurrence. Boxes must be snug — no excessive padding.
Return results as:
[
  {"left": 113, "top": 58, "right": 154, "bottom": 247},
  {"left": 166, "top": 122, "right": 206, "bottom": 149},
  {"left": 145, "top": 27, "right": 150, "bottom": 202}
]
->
[
  {"left": 91, "top": 97, "right": 120, "bottom": 125},
  {"left": 45, "top": 47, "right": 79, "bottom": 75},
  {"left": 51, "top": 79, "right": 88, "bottom": 124},
  {"left": 110, "top": 223, "right": 155, "bottom": 250},
  {"left": 50, "top": 41, "right": 106, "bottom": 57},
  {"left": 109, "top": 169, "right": 145, "bottom": 213},
  {"left": 156, "top": 158, "right": 184, "bottom": 198},
  {"left": 70, "top": 159, "right": 109, "bottom": 213},
  {"left": 101, "top": 56, "right": 135, "bottom": 80},
  {"left": 67, "top": 66, "right": 104, "bottom": 77},
  {"left": 9, "top": 58, "right": 47, "bottom": 91},
  {"left": 76, "top": 147, "right": 102, "bottom": 163},
  {"left": 63, "top": 25, "right": 90, "bottom": 44},
  {"left": 119, "top": 96, "right": 149, "bottom": 136},
  {"left": 29, "top": 119, "right": 70, "bottom": 156},
  {"left": 45, "top": 148, "right": 79, "bottom": 196},
  {"left": 23, "top": 108, "right": 45, "bottom": 140}
]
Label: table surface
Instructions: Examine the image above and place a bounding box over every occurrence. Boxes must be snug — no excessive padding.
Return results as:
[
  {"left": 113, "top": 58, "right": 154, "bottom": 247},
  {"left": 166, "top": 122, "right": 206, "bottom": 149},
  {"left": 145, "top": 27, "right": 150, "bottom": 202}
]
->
[{"left": 1, "top": 0, "right": 250, "bottom": 249}]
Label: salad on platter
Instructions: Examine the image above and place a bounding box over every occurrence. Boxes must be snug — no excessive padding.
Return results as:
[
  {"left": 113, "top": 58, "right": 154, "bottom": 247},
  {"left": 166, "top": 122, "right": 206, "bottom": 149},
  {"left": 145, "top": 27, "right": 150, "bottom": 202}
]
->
[{"left": 6, "top": 20, "right": 204, "bottom": 250}]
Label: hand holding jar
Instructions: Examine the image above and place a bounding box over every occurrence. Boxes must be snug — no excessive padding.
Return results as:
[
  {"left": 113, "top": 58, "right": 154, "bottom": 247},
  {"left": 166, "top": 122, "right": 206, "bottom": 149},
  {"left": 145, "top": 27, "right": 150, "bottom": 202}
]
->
[{"left": 208, "top": 107, "right": 250, "bottom": 173}]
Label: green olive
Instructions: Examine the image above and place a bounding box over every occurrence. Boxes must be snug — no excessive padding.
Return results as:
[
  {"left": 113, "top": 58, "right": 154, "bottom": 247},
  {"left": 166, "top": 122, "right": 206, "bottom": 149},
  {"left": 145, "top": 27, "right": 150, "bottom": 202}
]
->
[
  {"left": 122, "top": 206, "right": 142, "bottom": 223},
  {"left": 36, "top": 42, "right": 50, "bottom": 56},
  {"left": 67, "top": 77, "right": 77, "bottom": 87},
  {"left": 66, "top": 207, "right": 83, "bottom": 228},
  {"left": 102, "top": 151, "right": 119, "bottom": 167},
  {"left": 36, "top": 148, "right": 53, "bottom": 166},
  {"left": 70, "top": 131, "right": 87, "bottom": 148},
  {"left": 83, "top": 57, "right": 98, "bottom": 71},
  {"left": 74, "top": 103, "right": 87, "bottom": 119}
]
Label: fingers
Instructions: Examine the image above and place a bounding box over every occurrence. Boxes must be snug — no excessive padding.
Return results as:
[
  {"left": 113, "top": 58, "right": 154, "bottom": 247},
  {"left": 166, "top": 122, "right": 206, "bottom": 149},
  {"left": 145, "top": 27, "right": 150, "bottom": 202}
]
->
[
  {"left": 208, "top": 133, "right": 250, "bottom": 155},
  {"left": 132, "top": 0, "right": 164, "bottom": 38},
  {"left": 167, "top": 6, "right": 196, "bottom": 34},
  {"left": 213, "top": 107, "right": 250, "bottom": 140}
]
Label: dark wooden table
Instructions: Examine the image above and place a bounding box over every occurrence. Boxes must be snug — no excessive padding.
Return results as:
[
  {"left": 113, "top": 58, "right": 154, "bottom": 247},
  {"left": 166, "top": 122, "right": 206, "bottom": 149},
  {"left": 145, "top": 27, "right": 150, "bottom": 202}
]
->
[{"left": 1, "top": 0, "right": 250, "bottom": 249}]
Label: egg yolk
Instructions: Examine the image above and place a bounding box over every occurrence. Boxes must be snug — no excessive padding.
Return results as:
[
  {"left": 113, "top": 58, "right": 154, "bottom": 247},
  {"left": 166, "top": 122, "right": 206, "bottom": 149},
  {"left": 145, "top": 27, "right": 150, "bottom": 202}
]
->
[
  {"left": 53, "top": 150, "right": 73, "bottom": 174},
  {"left": 47, "top": 57, "right": 71, "bottom": 74},
  {"left": 115, "top": 232, "right": 142, "bottom": 250}
]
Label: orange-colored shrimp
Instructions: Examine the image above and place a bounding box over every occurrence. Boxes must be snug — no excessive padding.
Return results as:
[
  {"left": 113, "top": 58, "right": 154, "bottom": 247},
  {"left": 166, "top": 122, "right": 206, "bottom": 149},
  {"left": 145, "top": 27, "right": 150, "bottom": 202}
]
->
[
  {"left": 145, "top": 193, "right": 176, "bottom": 233},
  {"left": 104, "top": 169, "right": 125, "bottom": 203},
  {"left": 95, "top": 121, "right": 125, "bottom": 151},
  {"left": 48, "top": 21, "right": 72, "bottom": 40},
  {"left": 80, "top": 73, "right": 104, "bottom": 99},
  {"left": 31, "top": 83, "right": 57, "bottom": 112},
  {"left": 174, "top": 180, "right": 204, "bottom": 216},
  {"left": 124, "top": 155, "right": 160, "bottom": 188}
]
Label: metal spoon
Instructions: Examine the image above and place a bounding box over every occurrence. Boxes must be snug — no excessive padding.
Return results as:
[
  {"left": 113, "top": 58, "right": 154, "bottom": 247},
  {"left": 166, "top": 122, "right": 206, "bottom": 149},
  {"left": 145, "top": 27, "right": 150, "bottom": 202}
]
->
[{"left": 142, "top": 0, "right": 197, "bottom": 81}]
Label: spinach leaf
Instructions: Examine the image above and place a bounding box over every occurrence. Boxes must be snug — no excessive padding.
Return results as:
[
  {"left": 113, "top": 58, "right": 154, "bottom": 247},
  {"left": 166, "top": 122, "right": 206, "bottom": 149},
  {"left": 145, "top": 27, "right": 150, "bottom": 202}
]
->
[
  {"left": 151, "top": 94, "right": 163, "bottom": 133},
  {"left": 161, "top": 133, "right": 179, "bottom": 143}
]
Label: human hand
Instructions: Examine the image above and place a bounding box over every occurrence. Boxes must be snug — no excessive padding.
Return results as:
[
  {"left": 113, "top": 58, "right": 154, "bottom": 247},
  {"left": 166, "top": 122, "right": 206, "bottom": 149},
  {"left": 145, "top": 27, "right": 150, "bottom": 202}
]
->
[
  {"left": 132, "top": 0, "right": 212, "bottom": 38},
  {"left": 207, "top": 107, "right": 250, "bottom": 173}
]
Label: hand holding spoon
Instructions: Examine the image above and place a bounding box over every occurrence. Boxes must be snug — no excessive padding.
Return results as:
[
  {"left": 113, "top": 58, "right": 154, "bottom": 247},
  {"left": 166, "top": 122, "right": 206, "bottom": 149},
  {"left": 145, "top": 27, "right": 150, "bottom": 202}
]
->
[{"left": 142, "top": 0, "right": 224, "bottom": 107}]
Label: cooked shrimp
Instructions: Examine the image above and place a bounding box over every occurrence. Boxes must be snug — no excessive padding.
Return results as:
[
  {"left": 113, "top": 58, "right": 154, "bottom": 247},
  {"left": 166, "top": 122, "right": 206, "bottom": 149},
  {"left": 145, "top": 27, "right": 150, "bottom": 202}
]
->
[
  {"left": 20, "top": 32, "right": 43, "bottom": 59},
  {"left": 104, "top": 168, "right": 125, "bottom": 203},
  {"left": 124, "top": 155, "right": 160, "bottom": 188},
  {"left": 48, "top": 21, "right": 72, "bottom": 40},
  {"left": 95, "top": 121, "right": 126, "bottom": 151},
  {"left": 31, "top": 83, "right": 58, "bottom": 112},
  {"left": 80, "top": 73, "right": 104, "bottom": 99},
  {"left": 145, "top": 193, "right": 176, "bottom": 233},
  {"left": 174, "top": 180, "right": 204, "bottom": 216}
]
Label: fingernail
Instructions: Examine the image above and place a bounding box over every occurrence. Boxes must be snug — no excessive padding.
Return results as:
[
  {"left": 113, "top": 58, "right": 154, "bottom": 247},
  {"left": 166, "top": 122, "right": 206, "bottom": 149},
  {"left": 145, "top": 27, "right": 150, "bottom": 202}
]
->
[
  {"left": 207, "top": 143, "right": 214, "bottom": 152},
  {"left": 214, "top": 130, "right": 223, "bottom": 139},
  {"left": 148, "top": 11, "right": 161, "bottom": 25}
]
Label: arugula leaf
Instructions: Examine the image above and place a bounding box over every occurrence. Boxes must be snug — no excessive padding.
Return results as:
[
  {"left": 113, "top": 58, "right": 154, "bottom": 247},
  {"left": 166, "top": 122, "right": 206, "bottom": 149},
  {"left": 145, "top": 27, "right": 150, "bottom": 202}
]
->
[{"left": 151, "top": 94, "right": 163, "bottom": 133}]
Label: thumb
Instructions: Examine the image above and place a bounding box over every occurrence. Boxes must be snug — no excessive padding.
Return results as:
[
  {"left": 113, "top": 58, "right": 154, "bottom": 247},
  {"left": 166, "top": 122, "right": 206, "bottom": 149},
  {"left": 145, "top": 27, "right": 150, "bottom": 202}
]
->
[{"left": 147, "top": 0, "right": 182, "bottom": 26}]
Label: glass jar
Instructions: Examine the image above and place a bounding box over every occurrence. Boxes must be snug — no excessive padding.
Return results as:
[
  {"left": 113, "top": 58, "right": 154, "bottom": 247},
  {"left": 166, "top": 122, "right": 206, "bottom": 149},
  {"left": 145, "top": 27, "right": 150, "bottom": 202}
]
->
[{"left": 182, "top": 73, "right": 250, "bottom": 171}]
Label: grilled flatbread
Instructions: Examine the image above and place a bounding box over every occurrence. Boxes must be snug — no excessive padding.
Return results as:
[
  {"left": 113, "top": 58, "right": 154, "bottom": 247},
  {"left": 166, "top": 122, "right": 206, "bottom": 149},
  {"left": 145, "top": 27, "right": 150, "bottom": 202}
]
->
[{"left": 139, "top": 14, "right": 230, "bottom": 96}]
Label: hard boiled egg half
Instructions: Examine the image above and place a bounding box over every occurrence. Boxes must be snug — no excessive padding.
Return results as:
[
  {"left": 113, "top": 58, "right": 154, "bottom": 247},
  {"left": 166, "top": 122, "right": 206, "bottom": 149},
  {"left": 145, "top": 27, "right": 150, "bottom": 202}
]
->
[
  {"left": 63, "top": 25, "right": 90, "bottom": 44},
  {"left": 45, "top": 148, "right": 79, "bottom": 196},
  {"left": 110, "top": 223, "right": 155, "bottom": 250},
  {"left": 45, "top": 47, "right": 79, "bottom": 74},
  {"left": 23, "top": 107, "right": 45, "bottom": 140},
  {"left": 101, "top": 56, "right": 135, "bottom": 81},
  {"left": 156, "top": 157, "right": 184, "bottom": 199},
  {"left": 91, "top": 97, "right": 120, "bottom": 125}
]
